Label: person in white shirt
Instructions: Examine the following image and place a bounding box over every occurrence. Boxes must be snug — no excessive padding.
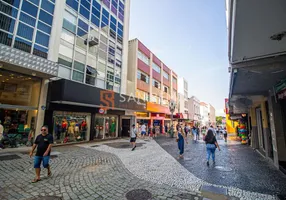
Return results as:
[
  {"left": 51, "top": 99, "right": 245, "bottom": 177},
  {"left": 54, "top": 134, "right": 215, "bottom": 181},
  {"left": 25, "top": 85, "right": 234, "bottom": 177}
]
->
[
  {"left": 140, "top": 123, "right": 147, "bottom": 139},
  {"left": 130, "top": 124, "right": 137, "bottom": 151}
]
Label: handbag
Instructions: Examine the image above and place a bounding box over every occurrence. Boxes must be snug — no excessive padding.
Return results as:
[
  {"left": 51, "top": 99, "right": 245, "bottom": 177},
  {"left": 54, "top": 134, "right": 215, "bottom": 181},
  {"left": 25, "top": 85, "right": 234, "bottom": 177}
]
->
[{"left": 176, "top": 138, "right": 179, "bottom": 142}]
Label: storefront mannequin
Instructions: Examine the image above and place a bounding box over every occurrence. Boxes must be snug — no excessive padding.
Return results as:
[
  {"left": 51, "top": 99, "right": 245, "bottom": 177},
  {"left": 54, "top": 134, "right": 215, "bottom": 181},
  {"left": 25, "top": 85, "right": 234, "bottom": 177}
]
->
[
  {"left": 110, "top": 118, "right": 116, "bottom": 137},
  {"left": 74, "top": 120, "right": 80, "bottom": 137},
  {"left": 105, "top": 121, "right": 109, "bottom": 137},
  {"left": 81, "top": 119, "right": 87, "bottom": 140},
  {"left": 61, "top": 119, "right": 68, "bottom": 138},
  {"left": 68, "top": 120, "right": 75, "bottom": 141}
]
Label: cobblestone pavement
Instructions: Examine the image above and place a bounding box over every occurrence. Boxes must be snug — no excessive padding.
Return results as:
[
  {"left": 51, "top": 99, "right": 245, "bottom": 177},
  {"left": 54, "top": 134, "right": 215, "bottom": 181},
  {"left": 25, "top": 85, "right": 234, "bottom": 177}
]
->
[
  {"left": 155, "top": 135, "right": 286, "bottom": 197},
  {"left": 82, "top": 139, "right": 277, "bottom": 200},
  {"left": 0, "top": 145, "right": 203, "bottom": 200}
]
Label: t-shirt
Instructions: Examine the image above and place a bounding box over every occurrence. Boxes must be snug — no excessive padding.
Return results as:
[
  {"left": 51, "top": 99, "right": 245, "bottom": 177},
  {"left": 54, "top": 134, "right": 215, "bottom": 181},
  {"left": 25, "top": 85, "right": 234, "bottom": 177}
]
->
[
  {"left": 130, "top": 128, "right": 137, "bottom": 138},
  {"left": 141, "top": 125, "right": 146, "bottom": 132},
  {"left": 35, "top": 134, "right": 53, "bottom": 156},
  {"left": 205, "top": 136, "right": 217, "bottom": 144}
]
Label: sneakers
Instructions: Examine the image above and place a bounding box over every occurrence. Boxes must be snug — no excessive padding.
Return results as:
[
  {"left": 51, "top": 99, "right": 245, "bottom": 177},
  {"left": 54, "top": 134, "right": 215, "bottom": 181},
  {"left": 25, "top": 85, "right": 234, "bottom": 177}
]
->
[{"left": 131, "top": 146, "right": 137, "bottom": 151}]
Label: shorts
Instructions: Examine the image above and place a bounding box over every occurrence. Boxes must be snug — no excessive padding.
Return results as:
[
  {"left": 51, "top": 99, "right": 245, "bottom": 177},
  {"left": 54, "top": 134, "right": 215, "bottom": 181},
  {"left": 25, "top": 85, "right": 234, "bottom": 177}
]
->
[
  {"left": 141, "top": 131, "right": 146, "bottom": 135},
  {"left": 34, "top": 156, "right": 50, "bottom": 168},
  {"left": 130, "top": 137, "right": 136, "bottom": 143}
]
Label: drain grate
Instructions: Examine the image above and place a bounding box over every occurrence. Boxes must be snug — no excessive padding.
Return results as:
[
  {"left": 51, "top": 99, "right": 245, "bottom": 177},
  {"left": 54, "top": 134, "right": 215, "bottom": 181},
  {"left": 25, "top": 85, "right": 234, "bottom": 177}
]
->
[
  {"left": 27, "top": 196, "right": 62, "bottom": 200},
  {"left": 126, "top": 189, "right": 152, "bottom": 200},
  {"left": 0, "top": 154, "right": 21, "bottom": 161},
  {"left": 105, "top": 142, "right": 145, "bottom": 149}
]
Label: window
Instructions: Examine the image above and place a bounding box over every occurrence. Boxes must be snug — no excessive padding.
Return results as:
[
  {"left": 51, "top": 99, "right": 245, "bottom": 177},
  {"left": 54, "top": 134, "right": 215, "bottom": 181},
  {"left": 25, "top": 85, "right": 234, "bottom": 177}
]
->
[
  {"left": 72, "top": 70, "right": 84, "bottom": 82},
  {"left": 33, "top": 44, "right": 48, "bottom": 58},
  {"left": 41, "top": 0, "right": 55, "bottom": 15},
  {"left": 152, "top": 62, "right": 160, "bottom": 73},
  {"left": 17, "top": 22, "right": 34, "bottom": 41},
  {"left": 2, "top": 0, "right": 20, "bottom": 8},
  {"left": 116, "top": 46, "right": 122, "bottom": 55},
  {"left": 163, "top": 71, "right": 169, "bottom": 80},
  {"left": 63, "top": 11, "right": 76, "bottom": 33},
  {"left": 106, "top": 82, "right": 113, "bottom": 90},
  {"left": 73, "top": 61, "right": 85, "bottom": 72},
  {"left": 39, "top": 10, "right": 53, "bottom": 25},
  {"left": 20, "top": 12, "right": 36, "bottom": 26},
  {"left": 107, "top": 71, "right": 114, "bottom": 82},
  {"left": 0, "top": 14, "right": 15, "bottom": 33},
  {"left": 115, "top": 59, "right": 121, "bottom": 68},
  {"left": 0, "top": 30, "right": 13, "bottom": 46},
  {"left": 152, "top": 79, "right": 160, "bottom": 89},
  {"left": 136, "top": 90, "right": 149, "bottom": 101},
  {"left": 58, "top": 54, "right": 72, "bottom": 68},
  {"left": 97, "top": 78, "right": 105, "bottom": 89},
  {"left": 21, "top": 0, "right": 38, "bottom": 17},
  {"left": 66, "top": 0, "right": 79, "bottom": 11},
  {"left": 173, "top": 77, "right": 177, "bottom": 84},
  {"left": 61, "top": 28, "right": 75, "bottom": 44},
  {"left": 37, "top": 21, "right": 51, "bottom": 34},
  {"left": 86, "top": 66, "right": 96, "bottom": 85},
  {"left": 137, "top": 70, "right": 149, "bottom": 83},
  {"left": 81, "top": 0, "right": 90, "bottom": 10},
  {"left": 115, "top": 77, "right": 121, "bottom": 84},
  {"left": 14, "top": 37, "right": 32, "bottom": 53},
  {"left": 151, "top": 95, "right": 160, "bottom": 104},
  {"left": 35, "top": 31, "right": 50, "bottom": 47},
  {"left": 79, "top": 5, "right": 90, "bottom": 20},
  {"left": 91, "top": 14, "right": 100, "bottom": 27},
  {"left": 137, "top": 51, "right": 149, "bottom": 65},
  {"left": 164, "top": 86, "right": 169, "bottom": 93}
]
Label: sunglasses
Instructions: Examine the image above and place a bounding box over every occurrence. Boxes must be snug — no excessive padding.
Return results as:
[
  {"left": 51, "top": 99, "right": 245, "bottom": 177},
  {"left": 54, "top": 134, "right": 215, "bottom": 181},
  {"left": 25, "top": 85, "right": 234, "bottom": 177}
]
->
[{"left": 41, "top": 129, "right": 47, "bottom": 131}]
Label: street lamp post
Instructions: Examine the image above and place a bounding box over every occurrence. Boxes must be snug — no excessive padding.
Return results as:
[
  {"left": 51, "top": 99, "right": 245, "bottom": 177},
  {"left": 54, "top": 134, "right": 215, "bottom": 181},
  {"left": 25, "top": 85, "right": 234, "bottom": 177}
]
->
[{"left": 169, "top": 100, "right": 176, "bottom": 138}]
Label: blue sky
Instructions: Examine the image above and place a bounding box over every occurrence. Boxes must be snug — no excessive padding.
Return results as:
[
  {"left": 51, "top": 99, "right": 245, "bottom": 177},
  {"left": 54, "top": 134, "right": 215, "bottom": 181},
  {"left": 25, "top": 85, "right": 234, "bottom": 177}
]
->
[{"left": 129, "top": 0, "right": 229, "bottom": 116}]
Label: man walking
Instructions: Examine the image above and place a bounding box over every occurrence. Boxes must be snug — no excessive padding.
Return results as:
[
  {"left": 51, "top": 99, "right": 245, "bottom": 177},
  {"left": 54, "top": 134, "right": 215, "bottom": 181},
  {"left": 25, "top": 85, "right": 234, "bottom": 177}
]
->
[
  {"left": 30, "top": 125, "right": 53, "bottom": 183},
  {"left": 130, "top": 124, "right": 137, "bottom": 151}
]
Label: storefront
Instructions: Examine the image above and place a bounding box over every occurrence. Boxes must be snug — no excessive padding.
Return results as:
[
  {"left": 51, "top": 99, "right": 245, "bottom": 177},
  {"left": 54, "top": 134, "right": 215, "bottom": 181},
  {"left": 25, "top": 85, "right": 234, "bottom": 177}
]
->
[
  {"left": 45, "top": 79, "right": 146, "bottom": 144},
  {"left": 0, "top": 69, "right": 41, "bottom": 147}
]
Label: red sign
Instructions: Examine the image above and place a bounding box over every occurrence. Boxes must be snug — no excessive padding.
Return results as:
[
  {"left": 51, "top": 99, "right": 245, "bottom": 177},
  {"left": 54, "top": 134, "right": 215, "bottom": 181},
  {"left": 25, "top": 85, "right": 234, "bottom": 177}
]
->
[{"left": 99, "top": 108, "right": 105, "bottom": 114}]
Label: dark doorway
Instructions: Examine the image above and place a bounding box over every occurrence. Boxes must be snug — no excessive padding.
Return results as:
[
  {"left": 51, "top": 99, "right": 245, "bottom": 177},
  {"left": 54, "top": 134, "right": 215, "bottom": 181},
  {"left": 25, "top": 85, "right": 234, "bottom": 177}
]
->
[{"left": 122, "top": 119, "right": 130, "bottom": 137}]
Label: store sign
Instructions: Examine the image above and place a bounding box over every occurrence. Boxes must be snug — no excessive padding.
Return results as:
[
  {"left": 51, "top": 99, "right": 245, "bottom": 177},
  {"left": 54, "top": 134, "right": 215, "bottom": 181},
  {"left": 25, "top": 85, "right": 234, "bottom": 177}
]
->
[
  {"left": 99, "top": 108, "right": 105, "bottom": 114},
  {"left": 229, "top": 115, "right": 242, "bottom": 120}
]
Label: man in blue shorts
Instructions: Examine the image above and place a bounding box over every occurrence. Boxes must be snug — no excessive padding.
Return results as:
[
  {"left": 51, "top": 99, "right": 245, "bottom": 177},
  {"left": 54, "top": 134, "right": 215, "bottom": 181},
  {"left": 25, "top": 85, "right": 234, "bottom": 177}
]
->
[
  {"left": 29, "top": 125, "right": 53, "bottom": 183},
  {"left": 140, "top": 123, "right": 147, "bottom": 139}
]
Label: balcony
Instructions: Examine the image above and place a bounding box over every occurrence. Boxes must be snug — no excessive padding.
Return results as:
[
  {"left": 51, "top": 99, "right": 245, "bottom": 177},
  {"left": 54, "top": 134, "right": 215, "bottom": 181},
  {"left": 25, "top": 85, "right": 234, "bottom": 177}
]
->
[{"left": 137, "top": 79, "right": 150, "bottom": 92}]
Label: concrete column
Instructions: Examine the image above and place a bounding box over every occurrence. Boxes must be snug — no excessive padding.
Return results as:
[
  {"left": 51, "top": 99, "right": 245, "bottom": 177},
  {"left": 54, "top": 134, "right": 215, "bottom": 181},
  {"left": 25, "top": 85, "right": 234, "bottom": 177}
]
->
[
  {"left": 267, "top": 95, "right": 286, "bottom": 168},
  {"left": 250, "top": 107, "right": 259, "bottom": 149},
  {"left": 261, "top": 101, "right": 271, "bottom": 158},
  {"left": 35, "top": 79, "right": 49, "bottom": 137}
]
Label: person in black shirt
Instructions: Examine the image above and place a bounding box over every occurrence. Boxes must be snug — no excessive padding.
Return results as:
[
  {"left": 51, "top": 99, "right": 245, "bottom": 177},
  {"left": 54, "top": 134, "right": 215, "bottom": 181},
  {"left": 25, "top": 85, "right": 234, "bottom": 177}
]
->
[
  {"left": 204, "top": 129, "right": 220, "bottom": 166},
  {"left": 29, "top": 125, "right": 53, "bottom": 183}
]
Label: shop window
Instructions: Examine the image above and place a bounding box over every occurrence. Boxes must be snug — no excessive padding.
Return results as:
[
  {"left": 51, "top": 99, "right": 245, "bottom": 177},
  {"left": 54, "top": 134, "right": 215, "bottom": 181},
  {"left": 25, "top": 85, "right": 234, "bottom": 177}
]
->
[
  {"left": 0, "top": 69, "right": 41, "bottom": 108},
  {"left": 53, "top": 111, "right": 90, "bottom": 144},
  {"left": 94, "top": 116, "right": 117, "bottom": 139}
]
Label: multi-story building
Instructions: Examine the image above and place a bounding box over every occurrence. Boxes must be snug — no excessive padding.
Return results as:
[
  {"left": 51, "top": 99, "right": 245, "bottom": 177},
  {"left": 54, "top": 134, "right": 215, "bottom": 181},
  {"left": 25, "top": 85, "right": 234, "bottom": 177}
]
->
[
  {"left": 226, "top": 0, "right": 286, "bottom": 170},
  {"left": 0, "top": 0, "right": 145, "bottom": 146},
  {"left": 188, "top": 96, "right": 200, "bottom": 125},
  {"left": 178, "top": 77, "right": 188, "bottom": 119},
  {"left": 208, "top": 104, "right": 216, "bottom": 126},
  {"left": 200, "top": 102, "right": 209, "bottom": 126},
  {"left": 127, "top": 38, "right": 178, "bottom": 132}
]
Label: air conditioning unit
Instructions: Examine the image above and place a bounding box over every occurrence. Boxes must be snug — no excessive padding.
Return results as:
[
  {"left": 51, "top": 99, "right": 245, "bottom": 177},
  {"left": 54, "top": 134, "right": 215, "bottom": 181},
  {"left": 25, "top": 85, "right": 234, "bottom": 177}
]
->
[{"left": 84, "top": 36, "right": 99, "bottom": 46}]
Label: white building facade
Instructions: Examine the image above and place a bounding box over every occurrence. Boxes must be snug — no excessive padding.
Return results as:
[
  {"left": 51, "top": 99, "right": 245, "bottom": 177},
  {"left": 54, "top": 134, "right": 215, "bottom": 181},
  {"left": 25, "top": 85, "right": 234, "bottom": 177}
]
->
[
  {"left": 178, "top": 77, "right": 188, "bottom": 119},
  {"left": 188, "top": 96, "right": 200, "bottom": 123},
  {"left": 200, "top": 102, "right": 209, "bottom": 126}
]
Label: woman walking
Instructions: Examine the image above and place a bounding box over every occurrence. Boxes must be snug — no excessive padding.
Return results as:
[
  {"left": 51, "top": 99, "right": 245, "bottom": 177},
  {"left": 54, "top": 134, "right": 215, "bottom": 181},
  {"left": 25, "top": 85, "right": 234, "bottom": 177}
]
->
[
  {"left": 204, "top": 129, "right": 221, "bottom": 166},
  {"left": 177, "top": 127, "right": 188, "bottom": 159}
]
